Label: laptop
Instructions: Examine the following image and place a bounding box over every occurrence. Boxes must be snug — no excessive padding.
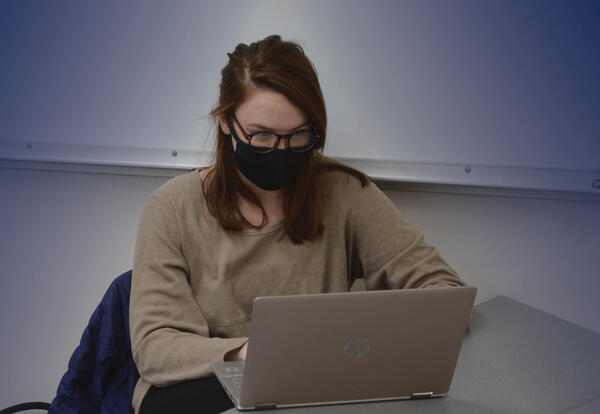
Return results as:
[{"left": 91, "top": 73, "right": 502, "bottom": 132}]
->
[{"left": 212, "top": 285, "right": 477, "bottom": 410}]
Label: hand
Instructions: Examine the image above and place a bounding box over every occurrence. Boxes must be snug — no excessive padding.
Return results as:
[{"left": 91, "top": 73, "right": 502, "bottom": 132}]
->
[
  {"left": 238, "top": 341, "right": 248, "bottom": 360},
  {"left": 225, "top": 341, "right": 248, "bottom": 361}
]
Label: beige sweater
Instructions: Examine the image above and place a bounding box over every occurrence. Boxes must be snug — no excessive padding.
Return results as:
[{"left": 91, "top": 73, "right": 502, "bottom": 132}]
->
[{"left": 129, "top": 168, "right": 466, "bottom": 413}]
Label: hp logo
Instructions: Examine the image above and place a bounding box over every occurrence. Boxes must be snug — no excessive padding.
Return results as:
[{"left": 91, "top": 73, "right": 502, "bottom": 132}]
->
[{"left": 343, "top": 337, "right": 371, "bottom": 359}]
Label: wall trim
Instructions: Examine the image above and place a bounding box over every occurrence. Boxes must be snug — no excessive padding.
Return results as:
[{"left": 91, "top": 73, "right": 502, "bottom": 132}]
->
[{"left": 1, "top": 140, "right": 599, "bottom": 201}]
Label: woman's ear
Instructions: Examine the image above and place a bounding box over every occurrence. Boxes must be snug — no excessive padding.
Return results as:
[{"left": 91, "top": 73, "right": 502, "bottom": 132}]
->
[{"left": 218, "top": 114, "right": 231, "bottom": 135}]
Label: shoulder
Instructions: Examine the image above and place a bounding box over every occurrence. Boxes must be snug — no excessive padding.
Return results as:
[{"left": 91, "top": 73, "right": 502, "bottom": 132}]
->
[
  {"left": 138, "top": 169, "right": 207, "bottom": 227},
  {"left": 317, "top": 168, "right": 375, "bottom": 201},
  {"left": 138, "top": 168, "right": 209, "bottom": 233},
  {"left": 149, "top": 168, "right": 204, "bottom": 205},
  {"left": 317, "top": 167, "right": 398, "bottom": 223},
  {"left": 316, "top": 169, "right": 381, "bottom": 225}
]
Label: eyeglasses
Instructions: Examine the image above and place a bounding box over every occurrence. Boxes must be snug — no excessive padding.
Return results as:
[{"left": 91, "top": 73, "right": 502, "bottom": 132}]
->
[{"left": 229, "top": 113, "right": 318, "bottom": 154}]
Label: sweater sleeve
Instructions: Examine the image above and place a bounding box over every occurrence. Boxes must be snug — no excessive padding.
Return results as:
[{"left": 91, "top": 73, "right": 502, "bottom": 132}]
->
[
  {"left": 348, "top": 179, "right": 466, "bottom": 290},
  {"left": 130, "top": 193, "right": 248, "bottom": 387}
]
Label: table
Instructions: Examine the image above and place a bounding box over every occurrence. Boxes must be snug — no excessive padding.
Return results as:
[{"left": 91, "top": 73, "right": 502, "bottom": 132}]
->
[{"left": 224, "top": 295, "right": 600, "bottom": 413}]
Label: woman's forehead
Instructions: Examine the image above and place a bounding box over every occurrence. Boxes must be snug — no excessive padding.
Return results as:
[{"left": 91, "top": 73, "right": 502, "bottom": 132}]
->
[{"left": 236, "top": 88, "right": 307, "bottom": 131}]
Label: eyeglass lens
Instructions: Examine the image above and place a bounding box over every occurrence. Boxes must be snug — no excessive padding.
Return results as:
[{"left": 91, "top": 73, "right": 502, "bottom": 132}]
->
[{"left": 251, "top": 131, "right": 314, "bottom": 153}]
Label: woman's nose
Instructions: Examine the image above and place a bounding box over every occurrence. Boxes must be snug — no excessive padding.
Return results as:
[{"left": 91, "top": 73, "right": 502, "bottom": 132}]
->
[{"left": 277, "top": 137, "right": 290, "bottom": 150}]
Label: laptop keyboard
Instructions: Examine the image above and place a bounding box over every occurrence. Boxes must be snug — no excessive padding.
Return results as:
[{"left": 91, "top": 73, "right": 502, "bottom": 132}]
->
[
  {"left": 231, "top": 374, "right": 244, "bottom": 393},
  {"left": 217, "top": 361, "right": 246, "bottom": 399}
]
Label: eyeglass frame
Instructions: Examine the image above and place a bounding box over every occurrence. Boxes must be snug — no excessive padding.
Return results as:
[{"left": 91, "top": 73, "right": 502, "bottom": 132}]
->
[{"left": 228, "top": 113, "right": 319, "bottom": 154}]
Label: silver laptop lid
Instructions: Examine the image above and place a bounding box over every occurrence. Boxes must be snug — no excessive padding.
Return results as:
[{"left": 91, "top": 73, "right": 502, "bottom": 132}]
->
[{"left": 238, "top": 286, "right": 477, "bottom": 408}]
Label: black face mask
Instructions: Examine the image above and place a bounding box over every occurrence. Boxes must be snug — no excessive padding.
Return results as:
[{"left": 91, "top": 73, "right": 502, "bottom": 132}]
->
[{"left": 227, "top": 117, "right": 312, "bottom": 191}]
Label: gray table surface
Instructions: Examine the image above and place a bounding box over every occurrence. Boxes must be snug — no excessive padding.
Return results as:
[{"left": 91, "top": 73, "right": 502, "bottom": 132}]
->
[{"left": 224, "top": 295, "right": 600, "bottom": 413}]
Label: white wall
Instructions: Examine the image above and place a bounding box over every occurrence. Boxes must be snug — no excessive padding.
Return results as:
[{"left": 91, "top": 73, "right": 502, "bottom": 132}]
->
[
  {"left": 2, "top": 0, "right": 599, "bottom": 171},
  {"left": 0, "top": 167, "right": 598, "bottom": 407}
]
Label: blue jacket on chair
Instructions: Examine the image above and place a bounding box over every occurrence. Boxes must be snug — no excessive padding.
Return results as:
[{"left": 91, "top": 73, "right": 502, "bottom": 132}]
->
[{"left": 49, "top": 270, "right": 140, "bottom": 414}]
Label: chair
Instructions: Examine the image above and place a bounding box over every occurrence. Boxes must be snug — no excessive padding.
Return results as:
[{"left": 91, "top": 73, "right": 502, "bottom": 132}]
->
[
  {"left": 0, "top": 402, "right": 50, "bottom": 414},
  {"left": 0, "top": 270, "right": 139, "bottom": 414}
]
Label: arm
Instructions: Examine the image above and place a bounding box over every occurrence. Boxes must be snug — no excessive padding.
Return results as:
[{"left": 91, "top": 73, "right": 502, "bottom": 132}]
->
[
  {"left": 130, "top": 194, "right": 248, "bottom": 386},
  {"left": 224, "top": 340, "right": 249, "bottom": 361},
  {"left": 348, "top": 179, "right": 466, "bottom": 290}
]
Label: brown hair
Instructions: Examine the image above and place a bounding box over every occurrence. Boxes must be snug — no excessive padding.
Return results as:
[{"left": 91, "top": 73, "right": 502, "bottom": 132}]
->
[{"left": 204, "top": 34, "right": 370, "bottom": 244}]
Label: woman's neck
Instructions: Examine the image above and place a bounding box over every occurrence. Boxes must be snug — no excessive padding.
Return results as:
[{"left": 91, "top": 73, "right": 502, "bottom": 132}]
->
[
  {"left": 199, "top": 166, "right": 284, "bottom": 228},
  {"left": 236, "top": 171, "right": 284, "bottom": 227}
]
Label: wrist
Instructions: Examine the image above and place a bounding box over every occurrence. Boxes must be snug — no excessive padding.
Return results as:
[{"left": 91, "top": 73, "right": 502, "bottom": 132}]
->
[
  {"left": 224, "top": 343, "right": 245, "bottom": 361},
  {"left": 224, "top": 348, "right": 239, "bottom": 361}
]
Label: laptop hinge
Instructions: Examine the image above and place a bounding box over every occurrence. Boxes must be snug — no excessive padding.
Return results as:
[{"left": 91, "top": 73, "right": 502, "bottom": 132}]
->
[
  {"left": 411, "top": 392, "right": 434, "bottom": 399},
  {"left": 255, "top": 402, "right": 278, "bottom": 410}
]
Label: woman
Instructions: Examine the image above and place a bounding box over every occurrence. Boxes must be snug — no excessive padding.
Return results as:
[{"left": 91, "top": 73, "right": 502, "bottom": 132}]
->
[{"left": 130, "top": 34, "right": 466, "bottom": 414}]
